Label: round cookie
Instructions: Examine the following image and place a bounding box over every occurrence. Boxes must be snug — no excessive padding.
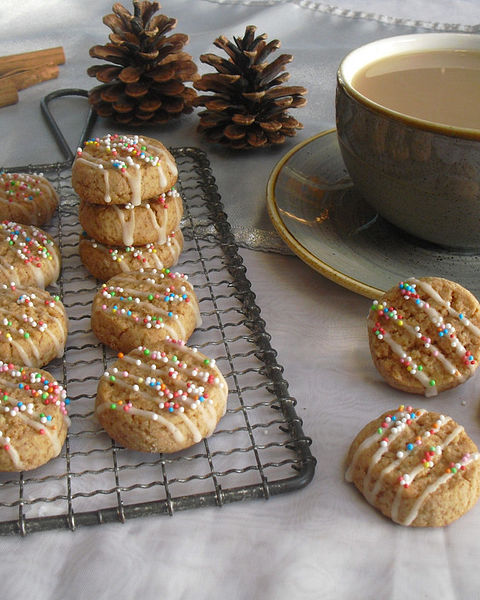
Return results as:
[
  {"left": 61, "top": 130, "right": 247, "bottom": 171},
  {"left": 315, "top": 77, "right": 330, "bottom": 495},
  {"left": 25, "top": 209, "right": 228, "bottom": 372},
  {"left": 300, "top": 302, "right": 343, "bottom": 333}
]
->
[
  {"left": 0, "top": 362, "right": 70, "bottom": 471},
  {"left": 0, "top": 284, "right": 68, "bottom": 368},
  {"left": 368, "top": 277, "right": 480, "bottom": 397},
  {"left": 91, "top": 268, "right": 201, "bottom": 353},
  {"left": 78, "top": 188, "right": 183, "bottom": 247},
  {"left": 0, "top": 171, "right": 58, "bottom": 226},
  {"left": 95, "top": 339, "right": 228, "bottom": 453},
  {"left": 0, "top": 221, "right": 61, "bottom": 288},
  {"left": 345, "top": 406, "right": 480, "bottom": 527},
  {"left": 79, "top": 228, "right": 184, "bottom": 281},
  {"left": 72, "top": 133, "right": 178, "bottom": 206}
]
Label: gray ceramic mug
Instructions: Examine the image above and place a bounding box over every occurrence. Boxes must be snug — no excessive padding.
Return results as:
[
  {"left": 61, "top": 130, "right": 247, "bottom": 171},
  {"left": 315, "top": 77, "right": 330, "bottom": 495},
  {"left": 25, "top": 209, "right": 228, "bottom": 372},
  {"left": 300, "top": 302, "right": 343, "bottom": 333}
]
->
[{"left": 336, "top": 33, "right": 480, "bottom": 250}]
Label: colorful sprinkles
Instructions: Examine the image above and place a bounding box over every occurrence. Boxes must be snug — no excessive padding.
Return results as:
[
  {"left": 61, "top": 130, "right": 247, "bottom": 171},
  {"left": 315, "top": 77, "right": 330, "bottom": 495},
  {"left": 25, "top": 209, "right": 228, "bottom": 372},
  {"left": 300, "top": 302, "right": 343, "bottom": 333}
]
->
[
  {"left": 370, "top": 406, "right": 473, "bottom": 490},
  {"left": 0, "top": 362, "right": 70, "bottom": 446},
  {"left": 0, "top": 220, "right": 56, "bottom": 266},
  {"left": 98, "top": 268, "right": 192, "bottom": 329},
  {"left": 76, "top": 133, "right": 167, "bottom": 171},
  {"left": 102, "top": 341, "right": 222, "bottom": 415},
  {"left": 0, "top": 172, "right": 44, "bottom": 204}
]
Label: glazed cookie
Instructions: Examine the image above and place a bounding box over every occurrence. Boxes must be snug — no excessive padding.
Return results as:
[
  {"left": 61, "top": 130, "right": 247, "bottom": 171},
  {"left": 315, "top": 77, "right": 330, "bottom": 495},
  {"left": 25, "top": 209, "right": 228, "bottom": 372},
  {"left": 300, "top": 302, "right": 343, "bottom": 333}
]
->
[
  {"left": 95, "top": 339, "right": 228, "bottom": 453},
  {"left": 0, "top": 171, "right": 58, "bottom": 226},
  {"left": 0, "top": 362, "right": 70, "bottom": 471},
  {"left": 368, "top": 277, "right": 480, "bottom": 396},
  {"left": 72, "top": 133, "right": 178, "bottom": 205},
  {"left": 0, "top": 284, "right": 68, "bottom": 368},
  {"left": 78, "top": 188, "right": 183, "bottom": 247},
  {"left": 0, "top": 221, "right": 61, "bottom": 288},
  {"left": 91, "top": 268, "right": 201, "bottom": 353},
  {"left": 79, "top": 229, "right": 184, "bottom": 281},
  {"left": 345, "top": 406, "right": 480, "bottom": 527}
]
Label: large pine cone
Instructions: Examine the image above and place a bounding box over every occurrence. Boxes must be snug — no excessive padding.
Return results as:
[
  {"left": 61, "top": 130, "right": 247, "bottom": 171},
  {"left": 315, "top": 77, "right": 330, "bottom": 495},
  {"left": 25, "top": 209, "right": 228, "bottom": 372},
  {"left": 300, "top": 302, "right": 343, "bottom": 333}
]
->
[
  {"left": 194, "top": 25, "right": 307, "bottom": 149},
  {"left": 87, "top": 1, "right": 198, "bottom": 126}
]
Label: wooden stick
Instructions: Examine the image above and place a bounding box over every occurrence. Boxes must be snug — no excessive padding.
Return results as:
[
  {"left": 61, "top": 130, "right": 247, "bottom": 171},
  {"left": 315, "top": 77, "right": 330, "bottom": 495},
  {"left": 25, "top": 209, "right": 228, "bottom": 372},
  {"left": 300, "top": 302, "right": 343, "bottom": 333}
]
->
[
  {"left": 0, "top": 47, "right": 65, "bottom": 75},
  {"left": 1, "top": 63, "right": 59, "bottom": 90},
  {"left": 0, "top": 80, "right": 18, "bottom": 107}
]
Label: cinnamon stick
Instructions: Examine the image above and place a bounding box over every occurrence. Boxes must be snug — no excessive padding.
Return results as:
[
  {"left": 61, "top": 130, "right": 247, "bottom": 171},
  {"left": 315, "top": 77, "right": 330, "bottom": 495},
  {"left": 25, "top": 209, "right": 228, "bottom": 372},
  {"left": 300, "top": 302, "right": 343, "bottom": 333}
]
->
[
  {"left": 1, "top": 64, "right": 59, "bottom": 90},
  {"left": 0, "top": 80, "right": 18, "bottom": 107},
  {"left": 0, "top": 47, "right": 65, "bottom": 75}
]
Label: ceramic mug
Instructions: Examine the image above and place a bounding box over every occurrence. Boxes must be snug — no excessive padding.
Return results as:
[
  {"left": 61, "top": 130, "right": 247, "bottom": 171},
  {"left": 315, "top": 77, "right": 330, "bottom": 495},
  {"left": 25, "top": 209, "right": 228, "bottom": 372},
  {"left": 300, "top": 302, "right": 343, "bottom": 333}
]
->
[{"left": 336, "top": 33, "right": 480, "bottom": 250}]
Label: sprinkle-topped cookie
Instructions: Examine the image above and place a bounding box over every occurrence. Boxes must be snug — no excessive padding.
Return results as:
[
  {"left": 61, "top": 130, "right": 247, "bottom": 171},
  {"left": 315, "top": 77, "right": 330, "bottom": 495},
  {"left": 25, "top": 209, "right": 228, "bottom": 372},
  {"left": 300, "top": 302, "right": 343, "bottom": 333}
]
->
[
  {"left": 0, "top": 362, "right": 70, "bottom": 471},
  {"left": 367, "top": 277, "right": 480, "bottom": 396},
  {"left": 345, "top": 406, "right": 480, "bottom": 526},
  {"left": 91, "top": 268, "right": 201, "bottom": 353},
  {"left": 96, "top": 339, "right": 228, "bottom": 453},
  {"left": 0, "top": 284, "right": 68, "bottom": 368},
  {"left": 79, "top": 228, "right": 183, "bottom": 281},
  {"left": 72, "top": 133, "right": 178, "bottom": 206},
  {"left": 0, "top": 172, "right": 58, "bottom": 226},
  {"left": 78, "top": 187, "right": 183, "bottom": 247},
  {"left": 0, "top": 221, "right": 61, "bottom": 288}
]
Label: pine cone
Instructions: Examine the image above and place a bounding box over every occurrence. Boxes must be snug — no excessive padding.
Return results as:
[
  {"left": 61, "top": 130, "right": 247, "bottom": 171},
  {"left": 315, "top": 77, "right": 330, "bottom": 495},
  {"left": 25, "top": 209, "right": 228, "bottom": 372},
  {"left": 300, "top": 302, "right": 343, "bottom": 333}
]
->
[
  {"left": 87, "top": 1, "right": 198, "bottom": 126},
  {"left": 193, "top": 25, "right": 307, "bottom": 149}
]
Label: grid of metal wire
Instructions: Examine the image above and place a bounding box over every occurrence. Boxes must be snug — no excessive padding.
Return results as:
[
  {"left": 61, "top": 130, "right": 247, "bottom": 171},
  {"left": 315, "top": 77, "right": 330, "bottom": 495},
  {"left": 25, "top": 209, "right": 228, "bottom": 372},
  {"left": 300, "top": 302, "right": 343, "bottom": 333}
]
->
[{"left": 0, "top": 102, "right": 315, "bottom": 536}]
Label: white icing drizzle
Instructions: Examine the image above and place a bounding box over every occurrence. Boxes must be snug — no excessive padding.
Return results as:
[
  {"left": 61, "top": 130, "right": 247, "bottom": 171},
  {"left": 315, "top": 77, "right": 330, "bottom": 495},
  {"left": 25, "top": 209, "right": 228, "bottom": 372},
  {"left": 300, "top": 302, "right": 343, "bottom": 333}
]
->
[
  {"left": 391, "top": 423, "right": 464, "bottom": 524},
  {"left": 400, "top": 451, "right": 480, "bottom": 526},
  {"left": 123, "top": 166, "right": 142, "bottom": 207},
  {"left": 113, "top": 205, "right": 135, "bottom": 246},
  {"left": 102, "top": 168, "right": 111, "bottom": 204},
  {"left": 410, "top": 277, "right": 480, "bottom": 338},
  {"left": 145, "top": 203, "right": 166, "bottom": 244},
  {"left": 401, "top": 321, "right": 459, "bottom": 378},
  {"left": 0, "top": 260, "right": 13, "bottom": 282},
  {"left": 381, "top": 331, "right": 435, "bottom": 395},
  {"left": 365, "top": 416, "right": 451, "bottom": 505},
  {"left": 96, "top": 400, "right": 186, "bottom": 443},
  {"left": 345, "top": 408, "right": 427, "bottom": 482}
]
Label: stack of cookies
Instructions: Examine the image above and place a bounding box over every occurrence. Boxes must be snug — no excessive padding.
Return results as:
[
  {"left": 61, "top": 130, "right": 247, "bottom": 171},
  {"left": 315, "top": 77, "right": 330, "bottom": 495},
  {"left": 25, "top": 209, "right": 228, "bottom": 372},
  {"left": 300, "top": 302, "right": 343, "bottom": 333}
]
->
[{"left": 72, "top": 133, "right": 184, "bottom": 281}]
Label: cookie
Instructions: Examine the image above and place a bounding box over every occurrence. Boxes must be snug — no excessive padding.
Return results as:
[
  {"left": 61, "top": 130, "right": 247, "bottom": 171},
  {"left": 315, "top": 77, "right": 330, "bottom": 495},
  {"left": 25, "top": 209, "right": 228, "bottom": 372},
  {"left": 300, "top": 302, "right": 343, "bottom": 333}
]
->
[
  {"left": 79, "top": 228, "right": 183, "bottom": 282},
  {"left": 368, "top": 277, "right": 480, "bottom": 396},
  {"left": 0, "top": 171, "right": 58, "bottom": 226},
  {"left": 72, "top": 133, "right": 178, "bottom": 206},
  {"left": 91, "top": 268, "right": 201, "bottom": 353},
  {"left": 0, "top": 362, "right": 70, "bottom": 471},
  {"left": 95, "top": 339, "right": 228, "bottom": 453},
  {"left": 345, "top": 406, "right": 480, "bottom": 527},
  {"left": 78, "top": 188, "right": 183, "bottom": 247},
  {"left": 0, "top": 284, "right": 68, "bottom": 368},
  {"left": 0, "top": 221, "right": 61, "bottom": 288}
]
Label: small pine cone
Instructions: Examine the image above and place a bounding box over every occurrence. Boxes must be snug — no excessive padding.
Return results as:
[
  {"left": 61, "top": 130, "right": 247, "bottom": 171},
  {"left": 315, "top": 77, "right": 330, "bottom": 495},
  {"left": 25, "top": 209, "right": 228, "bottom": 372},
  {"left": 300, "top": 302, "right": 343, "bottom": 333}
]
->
[
  {"left": 87, "top": 1, "right": 198, "bottom": 126},
  {"left": 193, "top": 25, "right": 307, "bottom": 149}
]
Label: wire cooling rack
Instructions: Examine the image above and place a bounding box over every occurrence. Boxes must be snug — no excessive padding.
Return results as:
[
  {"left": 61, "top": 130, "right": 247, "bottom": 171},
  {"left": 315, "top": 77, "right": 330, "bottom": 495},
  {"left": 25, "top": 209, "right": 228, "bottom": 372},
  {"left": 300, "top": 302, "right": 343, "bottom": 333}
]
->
[{"left": 0, "top": 90, "right": 315, "bottom": 536}]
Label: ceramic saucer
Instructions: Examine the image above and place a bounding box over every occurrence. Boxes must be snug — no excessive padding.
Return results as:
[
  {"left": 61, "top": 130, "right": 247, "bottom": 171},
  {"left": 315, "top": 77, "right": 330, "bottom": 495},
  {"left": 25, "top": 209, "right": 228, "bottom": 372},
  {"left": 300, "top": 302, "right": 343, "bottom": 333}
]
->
[{"left": 267, "top": 129, "right": 480, "bottom": 299}]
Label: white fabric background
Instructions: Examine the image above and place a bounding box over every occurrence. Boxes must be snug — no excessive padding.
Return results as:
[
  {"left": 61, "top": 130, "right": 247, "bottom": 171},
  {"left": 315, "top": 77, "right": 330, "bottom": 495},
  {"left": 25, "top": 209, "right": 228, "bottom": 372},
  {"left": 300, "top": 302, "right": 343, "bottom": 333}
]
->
[{"left": 1, "top": 2, "right": 480, "bottom": 599}]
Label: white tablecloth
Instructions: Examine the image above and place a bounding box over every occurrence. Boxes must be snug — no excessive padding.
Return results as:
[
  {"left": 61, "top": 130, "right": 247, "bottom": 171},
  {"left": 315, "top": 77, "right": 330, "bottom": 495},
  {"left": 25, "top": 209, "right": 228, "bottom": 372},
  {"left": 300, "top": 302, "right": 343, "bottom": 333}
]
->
[{"left": 1, "top": 2, "right": 480, "bottom": 598}]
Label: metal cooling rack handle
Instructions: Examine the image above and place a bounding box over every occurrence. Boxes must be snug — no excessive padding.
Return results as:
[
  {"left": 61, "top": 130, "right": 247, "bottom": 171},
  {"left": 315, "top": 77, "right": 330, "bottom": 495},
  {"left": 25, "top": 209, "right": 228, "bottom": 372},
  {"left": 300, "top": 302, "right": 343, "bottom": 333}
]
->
[{"left": 40, "top": 88, "right": 97, "bottom": 166}]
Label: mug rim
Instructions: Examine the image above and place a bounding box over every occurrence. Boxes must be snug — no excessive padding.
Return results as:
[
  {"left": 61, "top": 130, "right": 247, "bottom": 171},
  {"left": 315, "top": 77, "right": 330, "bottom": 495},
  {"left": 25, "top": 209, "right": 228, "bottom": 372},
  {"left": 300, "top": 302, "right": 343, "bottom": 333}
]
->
[{"left": 337, "top": 32, "right": 480, "bottom": 141}]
